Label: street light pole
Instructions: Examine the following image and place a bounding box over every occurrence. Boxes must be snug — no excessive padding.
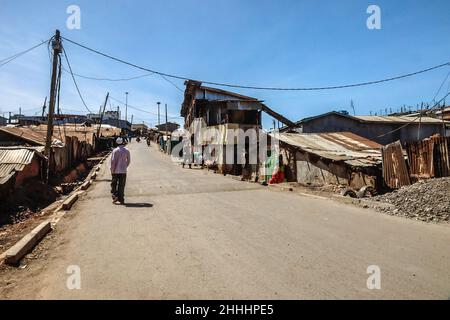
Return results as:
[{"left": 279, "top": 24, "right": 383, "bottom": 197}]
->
[
  {"left": 157, "top": 101, "right": 161, "bottom": 128},
  {"left": 165, "top": 103, "right": 168, "bottom": 136},
  {"left": 125, "top": 92, "right": 129, "bottom": 122}
]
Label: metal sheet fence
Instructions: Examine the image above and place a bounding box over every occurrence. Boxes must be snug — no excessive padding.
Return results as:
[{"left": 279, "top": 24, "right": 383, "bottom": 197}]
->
[
  {"left": 381, "top": 141, "right": 411, "bottom": 189},
  {"left": 406, "top": 136, "right": 450, "bottom": 179},
  {"left": 383, "top": 136, "right": 450, "bottom": 188}
]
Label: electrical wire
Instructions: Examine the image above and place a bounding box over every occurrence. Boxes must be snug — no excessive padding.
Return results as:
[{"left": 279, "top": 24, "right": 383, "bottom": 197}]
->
[
  {"left": 62, "top": 46, "right": 93, "bottom": 114},
  {"left": 374, "top": 90, "right": 450, "bottom": 139},
  {"left": 432, "top": 69, "right": 450, "bottom": 103},
  {"left": 62, "top": 36, "right": 450, "bottom": 91},
  {"left": 109, "top": 96, "right": 183, "bottom": 119},
  {"left": 60, "top": 64, "right": 184, "bottom": 95},
  {"left": 0, "top": 39, "right": 50, "bottom": 68},
  {"left": 60, "top": 65, "right": 155, "bottom": 81}
]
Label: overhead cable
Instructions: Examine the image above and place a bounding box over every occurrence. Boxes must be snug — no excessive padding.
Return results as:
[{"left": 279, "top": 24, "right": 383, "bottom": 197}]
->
[{"left": 62, "top": 36, "right": 450, "bottom": 91}]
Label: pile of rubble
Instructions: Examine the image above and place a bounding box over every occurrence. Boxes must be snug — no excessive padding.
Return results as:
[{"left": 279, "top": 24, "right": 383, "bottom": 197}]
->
[{"left": 372, "top": 177, "right": 450, "bottom": 223}]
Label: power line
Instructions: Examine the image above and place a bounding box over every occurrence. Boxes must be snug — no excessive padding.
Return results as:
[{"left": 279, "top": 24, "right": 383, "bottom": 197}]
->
[
  {"left": 109, "top": 96, "right": 183, "bottom": 119},
  {"left": 62, "top": 36, "right": 450, "bottom": 91},
  {"left": 62, "top": 46, "right": 93, "bottom": 114},
  {"left": 375, "top": 89, "right": 450, "bottom": 139},
  {"left": 61, "top": 66, "right": 155, "bottom": 81},
  {"left": 159, "top": 74, "right": 184, "bottom": 92},
  {"left": 61, "top": 64, "right": 184, "bottom": 94},
  {"left": 432, "top": 69, "right": 450, "bottom": 103},
  {"left": 0, "top": 39, "right": 50, "bottom": 68}
]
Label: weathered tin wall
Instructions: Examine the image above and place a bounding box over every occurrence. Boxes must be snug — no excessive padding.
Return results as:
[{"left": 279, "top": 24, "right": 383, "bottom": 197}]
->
[
  {"left": 301, "top": 114, "right": 445, "bottom": 145},
  {"left": 381, "top": 141, "right": 411, "bottom": 189},
  {"left": 407, "top": 136, "right": 450, "bottom": 179}
]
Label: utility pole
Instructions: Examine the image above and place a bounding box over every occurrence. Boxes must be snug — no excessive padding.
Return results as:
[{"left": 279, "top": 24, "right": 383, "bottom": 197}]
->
[
  {"left": 125, "top": 92, "right": 129, "bottom": 122},
  {"left": 131, "top": 114, "right": 133, "bottom": 126},
  {"left": 45, "top": 29, "right": 61, "bottom": 183},
  {"left": 418, "top": 102, "right": 423, "bottom": 141},
  {"left": 97, "top": 92, "right": 109, "bottom": 137},
  {"left": 350, "top": 100, "right": 356, "bottom": 116},
  {"left": 8, "top": 112, "right": 11, "bottom": 124},
  {"left": 117, "top": 106, "right": 120, "bottom": 129},
  {"left": 165, "top": 103, "right": 168, "bottom": 135},
  {"left": 41, "top": 96, "right": 47, "bottom": 119},
  {"left": 157, "top": 102, "right": 161, "bottom": 127}
]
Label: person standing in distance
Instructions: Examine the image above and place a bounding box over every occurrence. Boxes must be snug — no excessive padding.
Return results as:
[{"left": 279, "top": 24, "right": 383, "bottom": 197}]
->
[{"left": 110, "top": 137, "right": 131, "bottom": 205}]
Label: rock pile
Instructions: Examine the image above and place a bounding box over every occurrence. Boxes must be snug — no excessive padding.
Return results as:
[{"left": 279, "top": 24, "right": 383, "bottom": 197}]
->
[{"left": 372, "top": 177, "right": 450, "bottom": 223}]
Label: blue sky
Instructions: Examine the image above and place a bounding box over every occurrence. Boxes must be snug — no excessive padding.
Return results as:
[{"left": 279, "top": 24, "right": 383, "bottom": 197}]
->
[{"left": 1, "top": 0, "right": 449, "bottom": 128}]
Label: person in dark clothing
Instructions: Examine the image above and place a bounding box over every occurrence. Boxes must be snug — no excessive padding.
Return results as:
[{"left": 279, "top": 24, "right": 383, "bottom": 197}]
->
[{"left": 110, "top": 137, "right": 131, "bottom": 205}]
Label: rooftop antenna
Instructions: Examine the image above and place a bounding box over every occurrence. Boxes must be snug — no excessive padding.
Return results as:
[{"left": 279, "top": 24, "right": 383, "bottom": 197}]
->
[{"left": 350, "top": 100, "right": 356, "bottom": 116}]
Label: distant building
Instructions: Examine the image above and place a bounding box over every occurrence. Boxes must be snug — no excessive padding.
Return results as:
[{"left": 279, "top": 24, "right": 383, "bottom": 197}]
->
[
  {"left": 131, "top": 123, "right": 148, "bottom": 135},
  {"left": 0, "top": 116, "right": 7, "bottom": 126},
  {"left": 0, "top": 146, "right": 46, "bottom": 189},
  {"left": 436, "top": 106, "right": 450, "bottom": 121},
  {"left": 155, "top": 122, "right": 180, "bottom": 133},
  {"left": 102, "top": 118, "right": 131, "bottom": 132},
  {"left": 269, "top": 131, "right": 382, "bottom": 190},
  {"left": 281, "top": 111, "right": 449, "bottom": 145},
  {"left": 179, "top": 80, "right": 295, "bottom": 176}
]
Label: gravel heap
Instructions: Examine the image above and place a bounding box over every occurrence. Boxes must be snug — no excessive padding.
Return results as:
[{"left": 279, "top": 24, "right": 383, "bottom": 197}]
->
[{"left": 372, "top": 177, "right": 450, "bottom": 223}]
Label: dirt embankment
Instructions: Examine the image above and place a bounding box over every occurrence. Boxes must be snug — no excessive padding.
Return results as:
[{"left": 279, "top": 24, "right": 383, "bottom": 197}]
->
[{"left": 0, "top": 156, "right": 104, "bottom": 256}]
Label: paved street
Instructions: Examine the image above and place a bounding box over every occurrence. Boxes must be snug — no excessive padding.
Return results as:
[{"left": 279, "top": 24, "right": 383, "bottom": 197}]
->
[{"left": 1, "top": 141, "right": 450, "bottom": 299}]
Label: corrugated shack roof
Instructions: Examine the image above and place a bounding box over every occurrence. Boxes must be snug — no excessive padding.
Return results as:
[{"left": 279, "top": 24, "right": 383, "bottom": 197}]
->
[
  {"left": 271, "top": 132, "right": 382, "bottom": 167},
  {"left": 0, "top": 147, "right": 45, "bottom": 184},
  {"left": 354, "top": 115, "right": 445, "bottom": 124},
  {"left": 0, "top": 126, "right": 47, "bottom": 145},
  {"left": 0, "top": 125, "right": 120, "bottom": 146},
  {"left": 280, "top": 111, "right": 449, "bottom": 132}
]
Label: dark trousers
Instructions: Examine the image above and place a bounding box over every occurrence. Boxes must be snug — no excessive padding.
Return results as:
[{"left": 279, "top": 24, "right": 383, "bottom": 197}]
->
[{"left": 111, "top": 174, "right": 127, "bottom": 202}]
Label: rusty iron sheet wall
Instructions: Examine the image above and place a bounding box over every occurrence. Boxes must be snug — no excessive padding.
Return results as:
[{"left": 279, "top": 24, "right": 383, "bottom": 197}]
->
[
  {"left": 381, "top": 141, "right": 411, "bottom": 189},
  {"left": 406, "top": 136, "right": 450, "bottom": 179},
  {"left": 432, "top": 136, "right": 450, "bottom": 177},
  {"left": 407, "top": 138, "right": 434, "bottom": 178},
  {"left": 52, "top": 135, "right": 94, "bottom": 173}
]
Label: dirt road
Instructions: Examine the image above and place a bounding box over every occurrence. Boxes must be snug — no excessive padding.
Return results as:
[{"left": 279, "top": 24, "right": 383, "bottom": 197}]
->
[{"left": 1, "top": 141, "right": 449, "bottom": 299}]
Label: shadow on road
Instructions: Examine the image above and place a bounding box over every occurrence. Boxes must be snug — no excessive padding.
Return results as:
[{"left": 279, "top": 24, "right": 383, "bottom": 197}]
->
[{"left": 124, "top": 203, "right": 153, "bottom": 208}]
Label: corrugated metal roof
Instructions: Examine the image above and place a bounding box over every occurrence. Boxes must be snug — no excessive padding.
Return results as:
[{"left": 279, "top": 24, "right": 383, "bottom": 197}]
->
[
  {"left": 271, "top": 132, "right": 382, "bottom": 167},
  {"left": 0, "top": 125, "right": 120, "bottom": 146},
  {"left": 354, "top": 115, "right": 445, "bottom": 124},
  {"left": 0, "top": 147, "right": 45, "bottom": 182},
  {"left": 197, "top": 85, "right": 259, "bottom": 101},
  {"left": 0, "top": 126, "right": 47, "bottom": 145},
  {"left": 280, "top": 111, "right": 449, "bottom": 132}
]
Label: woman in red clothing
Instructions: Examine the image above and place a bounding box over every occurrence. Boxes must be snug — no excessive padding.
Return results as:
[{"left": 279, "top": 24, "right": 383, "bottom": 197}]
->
[{"left": 269, "top": 154, "right": 286, "bottom": 184}]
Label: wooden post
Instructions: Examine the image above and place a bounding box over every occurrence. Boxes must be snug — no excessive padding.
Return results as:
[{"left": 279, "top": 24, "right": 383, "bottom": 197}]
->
[
  {"left": 41, "top": 96, "right": 47, "bottom": 119},
  {"left": 157, "top": 102, "right": 161, "bottom": 127},
  {"left": 117, "top": 106, "right": 120, "bottom": 129},
  {"left": 97, "top": 92, "right": 109, "bottom": 137},
  {"left": 44, "top": 30, "right": 61, "bottom": 183}
]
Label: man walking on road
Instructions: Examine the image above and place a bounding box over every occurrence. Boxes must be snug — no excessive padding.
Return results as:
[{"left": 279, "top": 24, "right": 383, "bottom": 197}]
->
[{"left": 110, "top": 137, "right": 131, "bottom": 205}]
